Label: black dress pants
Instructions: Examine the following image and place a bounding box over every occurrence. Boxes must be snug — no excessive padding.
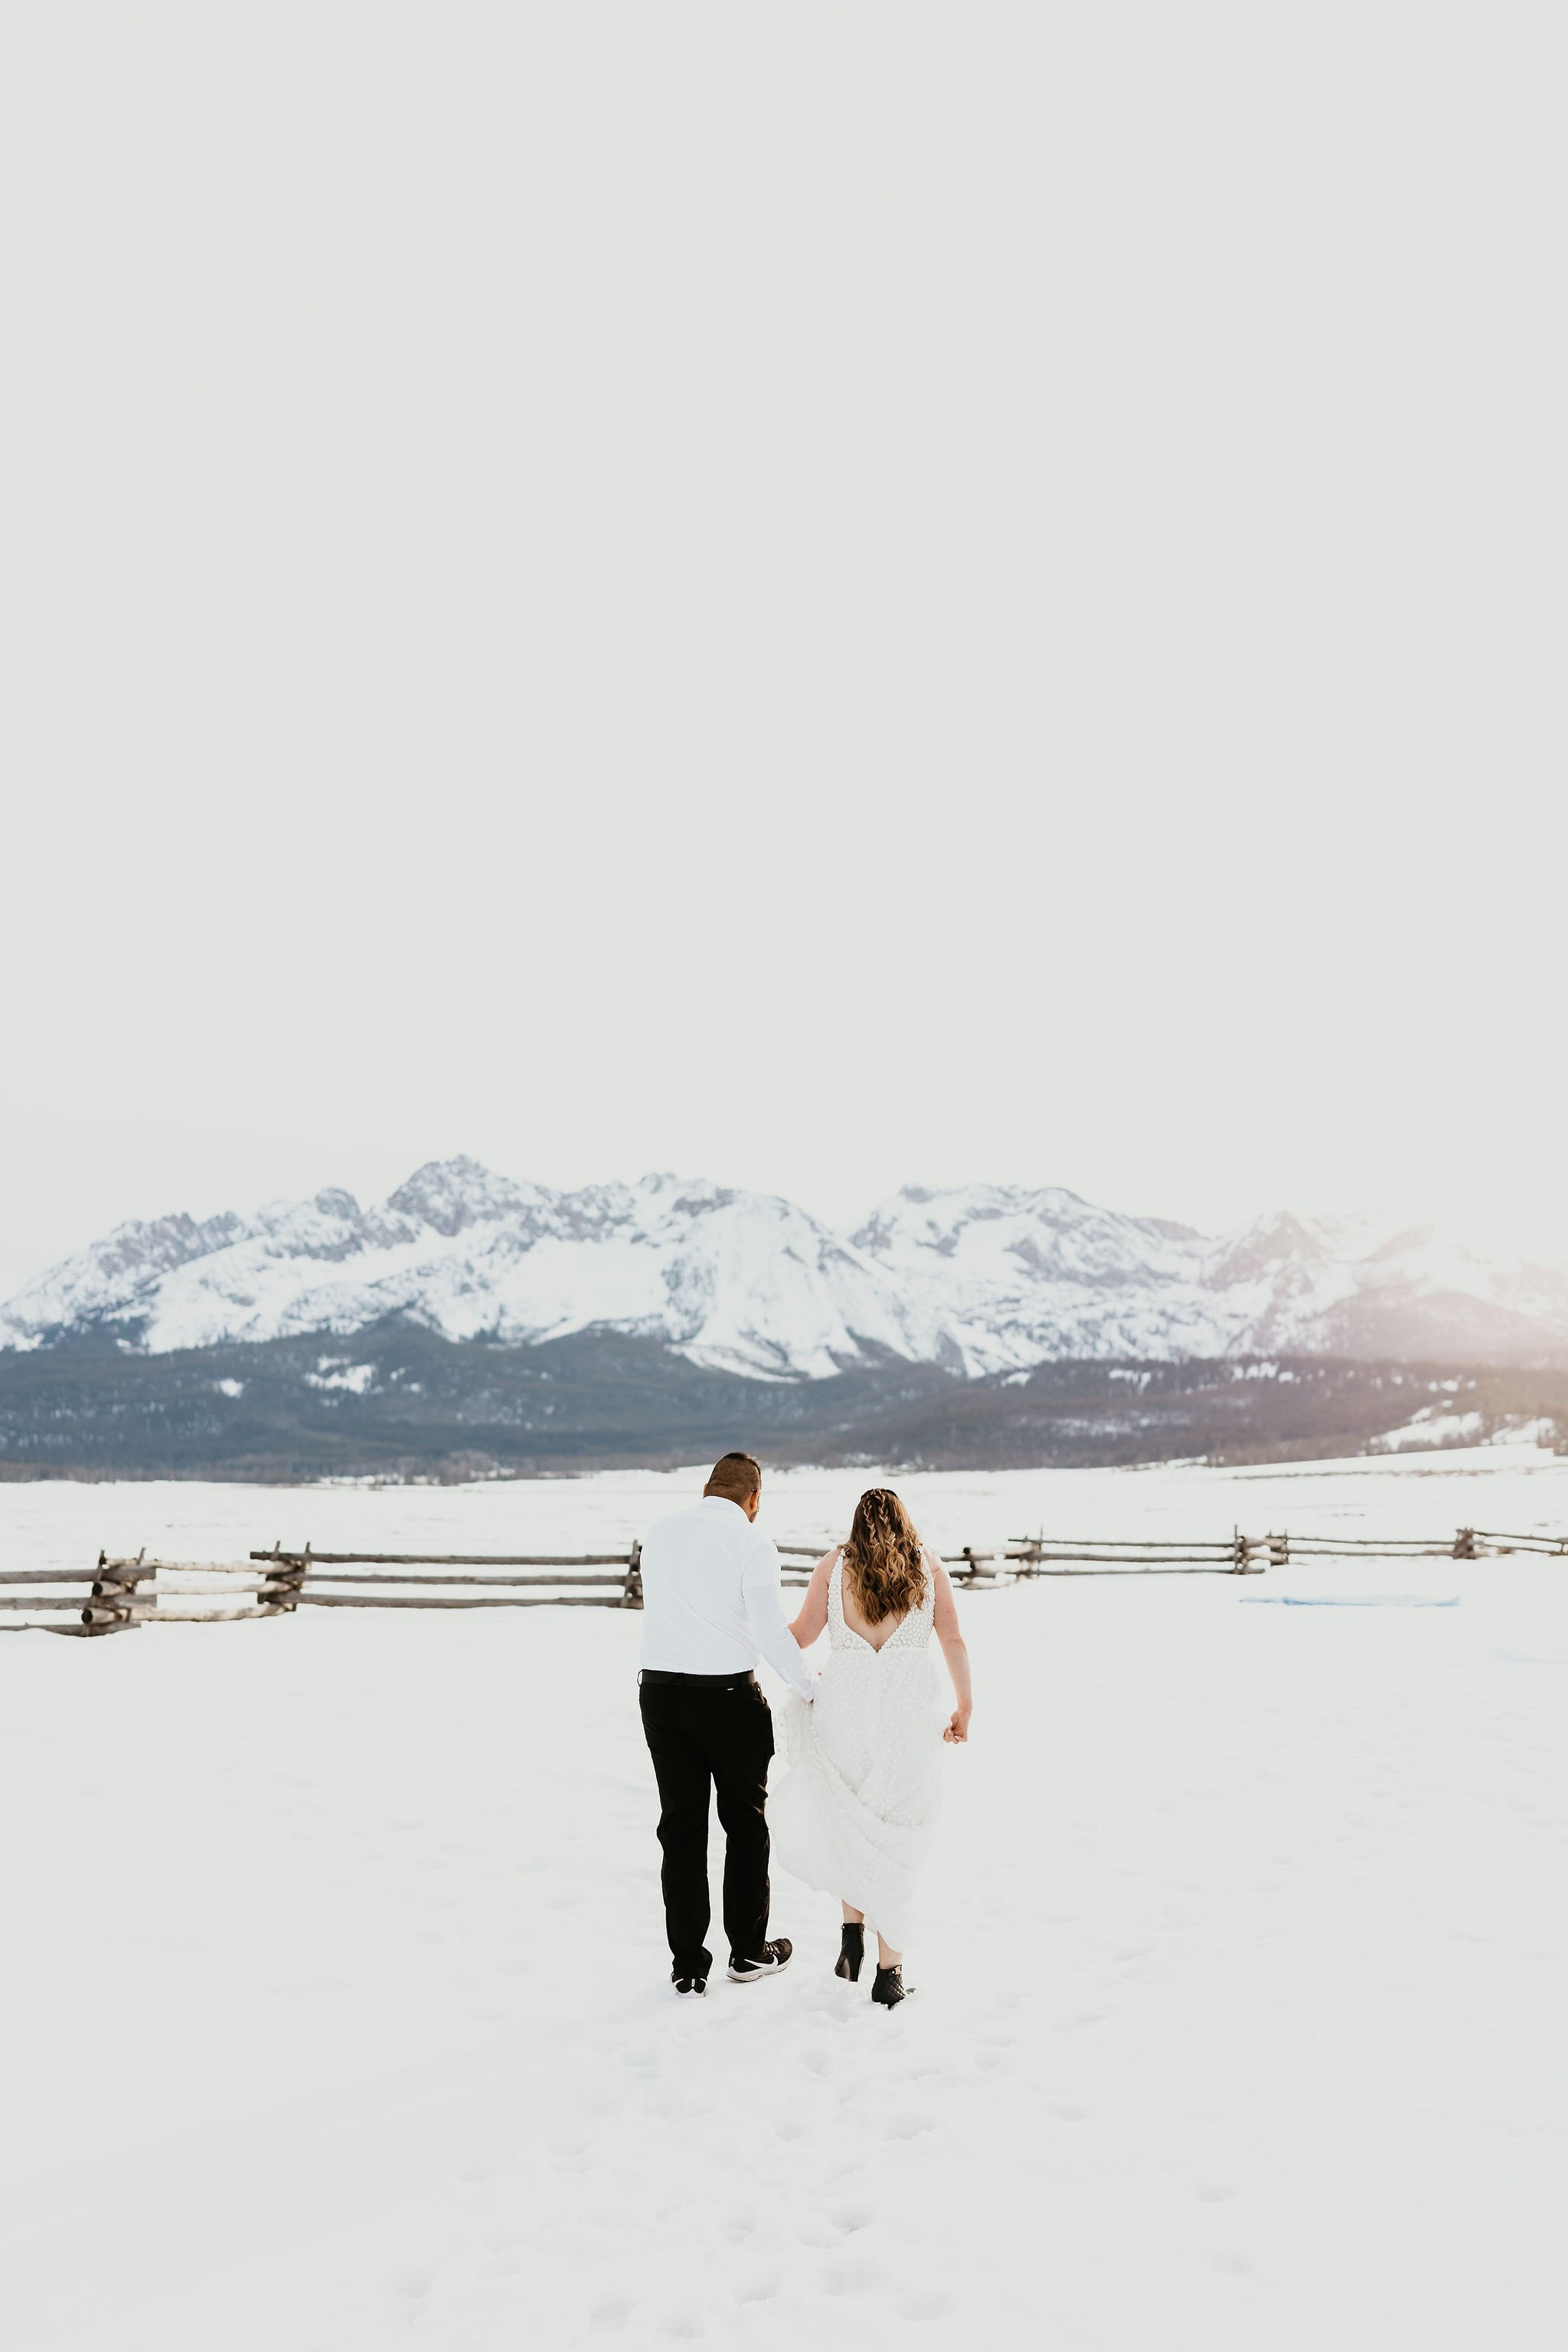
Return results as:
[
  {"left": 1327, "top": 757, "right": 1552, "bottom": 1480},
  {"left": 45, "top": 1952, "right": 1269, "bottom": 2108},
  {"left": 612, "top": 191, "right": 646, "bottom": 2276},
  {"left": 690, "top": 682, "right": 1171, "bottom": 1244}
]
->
[{"left": 639, "top": 1669, "right": 774, "bottom": 1977}]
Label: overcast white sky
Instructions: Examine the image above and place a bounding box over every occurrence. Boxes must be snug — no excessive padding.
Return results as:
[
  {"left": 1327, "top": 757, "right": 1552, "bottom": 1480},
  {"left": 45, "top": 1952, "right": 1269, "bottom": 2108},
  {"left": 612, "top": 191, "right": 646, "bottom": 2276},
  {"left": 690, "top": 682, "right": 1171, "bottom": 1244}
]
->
[{"left": 2, "top": 2, "right": 1563, "bottom": 1300}]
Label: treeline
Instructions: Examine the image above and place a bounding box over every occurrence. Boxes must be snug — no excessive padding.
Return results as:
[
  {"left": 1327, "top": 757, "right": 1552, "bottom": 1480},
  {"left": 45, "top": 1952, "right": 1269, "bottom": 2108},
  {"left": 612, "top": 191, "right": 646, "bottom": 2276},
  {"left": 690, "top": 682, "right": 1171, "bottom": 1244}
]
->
[{"left": 0, "top": 1327, "right": 1563, "bottom": 1481}]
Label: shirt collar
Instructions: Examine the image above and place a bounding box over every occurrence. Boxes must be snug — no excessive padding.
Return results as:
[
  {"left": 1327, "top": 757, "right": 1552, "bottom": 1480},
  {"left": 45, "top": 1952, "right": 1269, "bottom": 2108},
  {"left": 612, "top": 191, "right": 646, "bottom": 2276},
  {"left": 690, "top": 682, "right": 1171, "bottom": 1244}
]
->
[{"left": 699, "top": 1495, "right": 752, "bottom": 1522}]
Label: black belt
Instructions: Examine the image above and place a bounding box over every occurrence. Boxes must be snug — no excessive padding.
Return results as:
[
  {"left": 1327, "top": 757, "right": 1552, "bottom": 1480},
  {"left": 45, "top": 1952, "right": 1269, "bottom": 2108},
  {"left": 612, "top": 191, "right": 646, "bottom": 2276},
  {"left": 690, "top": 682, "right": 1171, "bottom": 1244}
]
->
[{"left": 639, "top": 1668, "right": 758, "bottom": 1688}]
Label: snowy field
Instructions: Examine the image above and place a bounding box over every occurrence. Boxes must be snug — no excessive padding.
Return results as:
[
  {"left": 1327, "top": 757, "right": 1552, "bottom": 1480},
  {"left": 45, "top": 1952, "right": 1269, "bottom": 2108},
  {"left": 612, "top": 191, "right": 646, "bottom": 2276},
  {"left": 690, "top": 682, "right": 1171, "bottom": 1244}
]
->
[{"left": 3, "top": 1449, "right": 1566, "bottom": 2350}]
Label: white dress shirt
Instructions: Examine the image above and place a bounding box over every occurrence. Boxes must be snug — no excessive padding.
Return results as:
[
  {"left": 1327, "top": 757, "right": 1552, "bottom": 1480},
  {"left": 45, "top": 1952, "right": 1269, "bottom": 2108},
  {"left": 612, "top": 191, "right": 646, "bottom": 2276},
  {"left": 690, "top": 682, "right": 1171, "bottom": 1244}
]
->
[{"left": 639, "top": 1496, "right": 815, "bottom": 1699}]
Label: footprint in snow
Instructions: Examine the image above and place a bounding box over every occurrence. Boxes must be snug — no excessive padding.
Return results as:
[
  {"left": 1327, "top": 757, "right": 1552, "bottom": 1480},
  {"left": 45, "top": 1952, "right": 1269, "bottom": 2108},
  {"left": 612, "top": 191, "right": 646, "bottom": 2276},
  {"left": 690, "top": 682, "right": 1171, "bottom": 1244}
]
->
[
  {"left": 385, "top": 2265, "right": 433, "bottom": 2300},
  {"left": 821, "top": 2249, "right": 885, "bottom": 2298},
  {"left": 828, "top": 2200, "right": 875, "bottom": 2235},
  {"left": 973, "top": 2030, "right": 1020, "bottom": 2068}
]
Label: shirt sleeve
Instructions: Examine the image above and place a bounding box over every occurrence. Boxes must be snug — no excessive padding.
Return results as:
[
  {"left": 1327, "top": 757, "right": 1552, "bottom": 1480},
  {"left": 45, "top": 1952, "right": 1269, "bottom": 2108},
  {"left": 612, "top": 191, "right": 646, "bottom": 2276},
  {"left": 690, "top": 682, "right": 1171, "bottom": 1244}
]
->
[{"left": 741, "top": 1535, "right": 815, "bottom": 1699}]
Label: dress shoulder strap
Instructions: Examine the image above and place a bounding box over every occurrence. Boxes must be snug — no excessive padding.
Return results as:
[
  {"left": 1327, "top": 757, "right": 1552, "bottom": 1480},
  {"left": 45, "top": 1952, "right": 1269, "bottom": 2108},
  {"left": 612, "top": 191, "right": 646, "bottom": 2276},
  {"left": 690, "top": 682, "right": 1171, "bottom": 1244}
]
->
[{"left": 920, "top": 1547, "right": 939, "bottom": 1616}]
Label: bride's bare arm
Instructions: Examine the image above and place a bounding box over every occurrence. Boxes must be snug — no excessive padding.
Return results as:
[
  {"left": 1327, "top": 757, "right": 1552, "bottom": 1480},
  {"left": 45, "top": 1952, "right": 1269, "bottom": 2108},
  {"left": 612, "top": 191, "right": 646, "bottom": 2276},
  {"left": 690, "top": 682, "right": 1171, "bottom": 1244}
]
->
[
  {"left": 929, "top": 1554, "right": 973, "bottom": 1743},
  {"left": 788, "top": 1547, "right": 838, "bottom": 1647}
]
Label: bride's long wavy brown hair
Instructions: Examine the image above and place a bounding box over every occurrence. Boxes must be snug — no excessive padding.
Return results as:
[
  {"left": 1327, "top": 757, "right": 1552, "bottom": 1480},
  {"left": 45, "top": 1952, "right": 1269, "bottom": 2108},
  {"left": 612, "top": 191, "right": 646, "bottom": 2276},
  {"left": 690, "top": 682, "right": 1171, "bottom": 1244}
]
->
[{"left": 842, "top": 1488, "right": 928, "bottom": 1625}]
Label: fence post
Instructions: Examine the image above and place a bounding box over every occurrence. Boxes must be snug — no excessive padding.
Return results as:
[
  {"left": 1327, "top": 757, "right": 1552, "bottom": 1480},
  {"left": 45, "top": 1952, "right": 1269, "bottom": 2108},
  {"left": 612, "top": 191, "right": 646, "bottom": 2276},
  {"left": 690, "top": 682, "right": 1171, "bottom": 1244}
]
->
[
  {"left": 81, "top": 1547, "right": 142, "bottom": 1633},
  {"left": 621, "top": 1541, "right": 643, "bottom": 1609},
  {"left": 267, "top": 1540, "right": 308, "bottom": 1612}
]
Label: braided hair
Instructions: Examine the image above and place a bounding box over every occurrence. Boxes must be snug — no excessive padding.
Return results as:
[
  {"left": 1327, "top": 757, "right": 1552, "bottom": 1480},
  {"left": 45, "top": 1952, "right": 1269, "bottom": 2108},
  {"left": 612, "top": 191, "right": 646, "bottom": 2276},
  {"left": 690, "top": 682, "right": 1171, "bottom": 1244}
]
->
[{"left": 842, "top": 1488, "right": 929, "bottom": 1625}]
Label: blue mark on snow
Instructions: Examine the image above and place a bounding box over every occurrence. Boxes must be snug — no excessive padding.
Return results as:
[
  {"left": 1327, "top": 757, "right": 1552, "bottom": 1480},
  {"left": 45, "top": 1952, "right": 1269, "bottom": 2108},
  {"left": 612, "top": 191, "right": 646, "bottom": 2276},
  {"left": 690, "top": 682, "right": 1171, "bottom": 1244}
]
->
[{"left": 1241, "top": 1596, "right": 1460, "bottom": 1609}]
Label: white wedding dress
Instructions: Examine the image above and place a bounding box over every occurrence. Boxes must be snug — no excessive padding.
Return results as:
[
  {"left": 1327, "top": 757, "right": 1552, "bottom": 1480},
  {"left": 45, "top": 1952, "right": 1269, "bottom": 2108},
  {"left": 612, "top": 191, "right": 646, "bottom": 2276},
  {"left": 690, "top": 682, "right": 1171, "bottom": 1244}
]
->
[{"left": 769, "top": 1550, "right": 946, "bottom": 1952}]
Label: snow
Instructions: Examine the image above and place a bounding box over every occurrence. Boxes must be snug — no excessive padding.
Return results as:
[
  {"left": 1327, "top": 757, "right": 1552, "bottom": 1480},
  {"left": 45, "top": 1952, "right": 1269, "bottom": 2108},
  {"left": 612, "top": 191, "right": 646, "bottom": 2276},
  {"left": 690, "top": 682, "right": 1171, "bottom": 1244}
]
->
[
  {"left": 1370, "top": 1409, "right": 1488, "bottom": 1452},
  {"left": 305, "top": 1359, "right": 378, "bottom": 1394},
  {"left": 5, "top": 1156, "right": 1568, "bottom": 1374},
  {"left": 2, "top": 1449, "right": 1566, "bottom": 2348}
]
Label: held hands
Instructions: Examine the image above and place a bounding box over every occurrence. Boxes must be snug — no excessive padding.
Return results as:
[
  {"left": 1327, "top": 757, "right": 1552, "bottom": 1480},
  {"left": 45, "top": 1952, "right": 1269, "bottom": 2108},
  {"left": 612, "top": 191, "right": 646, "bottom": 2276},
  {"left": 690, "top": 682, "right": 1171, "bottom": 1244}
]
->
[{"left": 942, "top": 1707, "right": 972, "bottom": 1745}]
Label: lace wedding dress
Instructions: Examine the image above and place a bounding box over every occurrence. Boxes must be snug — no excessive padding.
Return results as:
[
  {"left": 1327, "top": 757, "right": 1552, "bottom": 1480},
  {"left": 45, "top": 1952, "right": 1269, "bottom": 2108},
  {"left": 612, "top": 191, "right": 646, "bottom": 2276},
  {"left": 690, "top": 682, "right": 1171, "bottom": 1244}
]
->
[{"left": 769, "top": 1550, "right": 946, "bottom": 1952}]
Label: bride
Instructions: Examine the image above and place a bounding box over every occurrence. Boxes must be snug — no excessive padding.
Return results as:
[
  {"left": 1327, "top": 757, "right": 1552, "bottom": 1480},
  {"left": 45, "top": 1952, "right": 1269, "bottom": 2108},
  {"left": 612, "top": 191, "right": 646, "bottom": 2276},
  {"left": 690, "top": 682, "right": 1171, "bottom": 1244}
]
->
[{"left": 768, "top": 1488, "right": 973, "bottom": 2008}]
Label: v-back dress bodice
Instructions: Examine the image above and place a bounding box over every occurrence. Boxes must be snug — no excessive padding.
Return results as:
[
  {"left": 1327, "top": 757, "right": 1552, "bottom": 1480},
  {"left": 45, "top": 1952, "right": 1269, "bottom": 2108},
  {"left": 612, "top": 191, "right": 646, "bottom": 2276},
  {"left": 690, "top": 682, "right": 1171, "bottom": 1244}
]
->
[{"left": 828, "top": 1549, "right": 936, "bottom": 1658}]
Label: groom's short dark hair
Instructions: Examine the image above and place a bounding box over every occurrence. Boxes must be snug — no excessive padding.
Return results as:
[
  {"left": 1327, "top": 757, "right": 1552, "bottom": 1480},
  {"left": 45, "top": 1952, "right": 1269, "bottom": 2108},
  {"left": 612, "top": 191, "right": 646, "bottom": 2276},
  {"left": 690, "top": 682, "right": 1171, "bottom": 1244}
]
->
[{"left": 705, "top": 1450, "right": 763, "bottom": 1501}]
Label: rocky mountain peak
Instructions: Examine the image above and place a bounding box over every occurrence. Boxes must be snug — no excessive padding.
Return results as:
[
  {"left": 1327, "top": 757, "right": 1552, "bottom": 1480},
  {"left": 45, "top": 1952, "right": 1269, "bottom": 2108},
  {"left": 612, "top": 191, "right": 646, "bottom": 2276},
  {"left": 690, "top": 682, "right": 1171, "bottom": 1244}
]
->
[
  {"left": 387, "top": 1157, "right": 533, "bottom": 1236},
  {"left": 2, "top": 1164, "right": 1564, "bottom": 1375}
]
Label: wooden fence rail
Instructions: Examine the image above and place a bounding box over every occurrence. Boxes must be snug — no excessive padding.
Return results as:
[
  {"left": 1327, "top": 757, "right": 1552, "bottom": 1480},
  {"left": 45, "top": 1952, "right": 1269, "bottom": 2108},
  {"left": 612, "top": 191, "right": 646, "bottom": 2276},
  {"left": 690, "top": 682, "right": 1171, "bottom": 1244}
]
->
[
  {"left": 2, "top": 1524, "right": 1560, "bottom": 1634},
  {"left": 250, "top": 1541, "right": 648, "bottom": 1614},
  {"left": 1004, "top": 1527, "right": 1568, "bottom": 1570}
]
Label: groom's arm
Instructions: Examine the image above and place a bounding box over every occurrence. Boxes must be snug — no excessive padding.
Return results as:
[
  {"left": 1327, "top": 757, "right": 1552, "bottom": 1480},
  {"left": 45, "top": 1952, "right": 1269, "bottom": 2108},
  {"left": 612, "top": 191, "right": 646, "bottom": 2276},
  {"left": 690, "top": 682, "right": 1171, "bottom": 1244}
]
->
[{"left": 741, "top": 1537, "right": 815, "bottom": 1700}]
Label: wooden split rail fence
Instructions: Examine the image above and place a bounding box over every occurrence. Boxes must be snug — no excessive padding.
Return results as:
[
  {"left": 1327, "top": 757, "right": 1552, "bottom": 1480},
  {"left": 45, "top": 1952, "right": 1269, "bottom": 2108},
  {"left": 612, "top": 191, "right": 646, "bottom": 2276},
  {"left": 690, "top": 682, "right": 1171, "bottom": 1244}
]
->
[
  {"left": 0, "top": 1549, "right": 313, "bottom": 1635},
  {"left": 2, "top": 1527, "right": 1561, "bottom": 1635},
  {"left": 1, "top": 1538, "right": 1061, "bottom": 1631},
  {"left": 1004, "top": 1527, "right": 1568, "bottom": 1573}
]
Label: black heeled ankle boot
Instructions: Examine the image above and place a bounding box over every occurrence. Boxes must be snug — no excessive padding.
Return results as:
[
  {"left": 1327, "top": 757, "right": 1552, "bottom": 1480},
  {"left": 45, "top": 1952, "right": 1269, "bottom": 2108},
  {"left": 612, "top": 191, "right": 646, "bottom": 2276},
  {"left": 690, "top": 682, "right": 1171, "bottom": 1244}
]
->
[
  {"left": 835, "top": 1923, "right": 864, "bottom": 1982},
  {"left": 871, "top": 1963, "right": 910, "bottom": 2008}
]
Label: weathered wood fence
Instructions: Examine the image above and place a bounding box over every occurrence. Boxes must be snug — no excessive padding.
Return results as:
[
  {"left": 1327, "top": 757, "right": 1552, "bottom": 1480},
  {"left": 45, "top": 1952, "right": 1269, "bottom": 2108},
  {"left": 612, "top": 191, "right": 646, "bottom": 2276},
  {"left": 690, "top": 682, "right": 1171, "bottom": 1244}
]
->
[
  {"left": 0, "top": 1550, "right": 312, "bottom": 1634},
  {"left": 3, "top": 1525, "right": 1560, "bottom": 1634},
  {"left": 1006, "top": 1526, "right": 1568, "bottom": 1573},
  {"left": 2, "top": 1536, "right": 1083, "bottom": 1630}
]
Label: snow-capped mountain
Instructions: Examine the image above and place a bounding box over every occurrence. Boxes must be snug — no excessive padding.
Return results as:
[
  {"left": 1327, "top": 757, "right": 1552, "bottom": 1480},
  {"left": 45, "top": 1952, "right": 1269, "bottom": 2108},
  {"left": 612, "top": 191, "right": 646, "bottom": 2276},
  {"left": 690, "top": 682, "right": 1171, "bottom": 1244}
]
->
[
  {"left": 2, "top": 1159, "right": 1566, "bottom": 1376},
  {"left": 851, "top": 1186, "right": 1220, "bottom": 1367},
  {"left": 1185, "top": 1209, "right": 1568, "bottom": 1361},
  {"left": 0, "top": 1164, "right": 940, "bottom": 1380}
]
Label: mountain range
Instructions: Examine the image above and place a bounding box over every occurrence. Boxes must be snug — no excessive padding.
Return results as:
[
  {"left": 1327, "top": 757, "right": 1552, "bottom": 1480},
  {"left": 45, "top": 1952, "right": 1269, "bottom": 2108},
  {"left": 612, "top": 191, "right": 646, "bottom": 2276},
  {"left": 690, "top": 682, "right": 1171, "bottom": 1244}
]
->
[{"left": 5, "top": 1156, "right": 1567, "bottom": 1375}]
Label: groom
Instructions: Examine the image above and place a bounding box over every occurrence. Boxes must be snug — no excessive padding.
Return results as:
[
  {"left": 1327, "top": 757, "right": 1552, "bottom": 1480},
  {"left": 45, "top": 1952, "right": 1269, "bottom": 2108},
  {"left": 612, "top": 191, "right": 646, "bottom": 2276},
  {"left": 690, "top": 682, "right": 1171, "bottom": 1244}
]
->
[{"left": 638, "top": 1451, "right": 815, "bottom": 1996}]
